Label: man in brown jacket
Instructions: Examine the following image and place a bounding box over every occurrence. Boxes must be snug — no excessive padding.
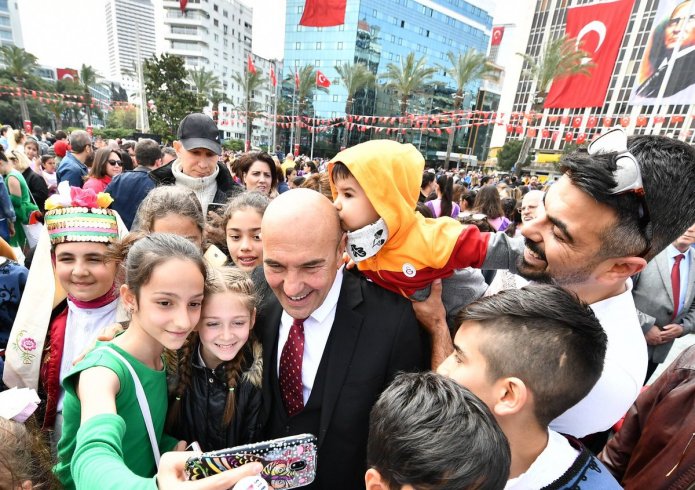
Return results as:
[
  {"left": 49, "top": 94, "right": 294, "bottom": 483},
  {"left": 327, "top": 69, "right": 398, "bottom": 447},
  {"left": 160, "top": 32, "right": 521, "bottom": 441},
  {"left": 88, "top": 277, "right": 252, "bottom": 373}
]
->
[{"left": 599, "top": 344, "right": 695, "bottom": 488}]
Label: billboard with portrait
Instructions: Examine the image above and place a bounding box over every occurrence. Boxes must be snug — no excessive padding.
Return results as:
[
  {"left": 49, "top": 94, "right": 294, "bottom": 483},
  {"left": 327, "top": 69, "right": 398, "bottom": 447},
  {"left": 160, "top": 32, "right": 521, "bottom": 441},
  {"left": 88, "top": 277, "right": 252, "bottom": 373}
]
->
[{"left": 631, "top": 0, "right": 695, "bottom": 105}]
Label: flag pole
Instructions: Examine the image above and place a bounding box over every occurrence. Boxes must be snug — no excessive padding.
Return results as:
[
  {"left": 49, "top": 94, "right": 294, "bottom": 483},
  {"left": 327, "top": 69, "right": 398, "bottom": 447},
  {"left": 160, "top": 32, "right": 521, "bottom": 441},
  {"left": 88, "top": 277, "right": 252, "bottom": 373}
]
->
[
  {"left": 272, "top": 60, "right": 278, "bottom": 151},
  {"left": 289, "top": 68, "right": 296, "bottom": 155},
  {"left": 310, "top": 102, "right": 316, "bottom": 160}
]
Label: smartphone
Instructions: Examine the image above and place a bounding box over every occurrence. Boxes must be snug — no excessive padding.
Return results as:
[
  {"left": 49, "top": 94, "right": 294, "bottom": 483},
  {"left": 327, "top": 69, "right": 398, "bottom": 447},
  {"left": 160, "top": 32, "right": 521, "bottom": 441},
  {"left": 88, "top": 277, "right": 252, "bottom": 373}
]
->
[{"left": 185, "top": 433, "right": 317, "bottom": 489}]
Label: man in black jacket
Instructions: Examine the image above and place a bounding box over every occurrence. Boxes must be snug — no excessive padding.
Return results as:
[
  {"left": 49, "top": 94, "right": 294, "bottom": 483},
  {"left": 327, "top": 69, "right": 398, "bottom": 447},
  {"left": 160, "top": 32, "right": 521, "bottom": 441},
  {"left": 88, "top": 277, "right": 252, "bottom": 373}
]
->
[{"left": 256, "top": 189, "right": 428, "bottom": 490}]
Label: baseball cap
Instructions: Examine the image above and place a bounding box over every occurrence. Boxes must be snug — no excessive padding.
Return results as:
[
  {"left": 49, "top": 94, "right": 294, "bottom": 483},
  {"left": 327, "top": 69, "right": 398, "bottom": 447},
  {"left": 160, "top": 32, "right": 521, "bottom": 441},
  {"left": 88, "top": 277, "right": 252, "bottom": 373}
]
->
[
  {"left": 176, "top": 113, "right": 221, "bottom": 155},
  {"left": 53, "top": 140, "right": 69, "bottom": 157}
]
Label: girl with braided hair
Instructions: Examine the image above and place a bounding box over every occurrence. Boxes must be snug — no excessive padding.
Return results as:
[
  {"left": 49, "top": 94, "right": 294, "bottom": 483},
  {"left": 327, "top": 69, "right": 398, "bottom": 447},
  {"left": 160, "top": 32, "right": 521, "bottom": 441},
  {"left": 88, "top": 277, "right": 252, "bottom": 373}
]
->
[{"left": 167, "top": 266, "right": 263, "bottom": 451}]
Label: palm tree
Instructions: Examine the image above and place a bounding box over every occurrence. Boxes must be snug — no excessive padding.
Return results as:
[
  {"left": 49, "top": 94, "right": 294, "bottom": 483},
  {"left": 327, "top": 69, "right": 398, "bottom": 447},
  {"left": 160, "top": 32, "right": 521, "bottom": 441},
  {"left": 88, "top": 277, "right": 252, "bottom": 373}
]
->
[
  {"left": 47, "top": 101, "right": 66, "bottom": 130},
  {"left": 289, "top": 65, "right": 329, "bottom": 151},
  {"left": 232, "top": 69, "right": 265, "bottom": 151},
  {"left": 439, "top": 50, "right": 494, "bottom": 169},
  {"left": 382, "top": 52, "right": 437, "bottom": 140},
  {"left": 209, "top": 90, "right": 230, "bottom": 127},
  {"left": 335, "top": 62, "right": 375, "bottom": 148},
  {"left": 188, "top": 67, "right": 222, "bottom": 107},
  {"left": 80, "top": 64, "right": 101, "bottom": 126},
  {"left": 0, "top": 46, "right": 39, "bottom": 123},
  {"left": 513, "top": 35, "right": 592, "bottom": 175}
]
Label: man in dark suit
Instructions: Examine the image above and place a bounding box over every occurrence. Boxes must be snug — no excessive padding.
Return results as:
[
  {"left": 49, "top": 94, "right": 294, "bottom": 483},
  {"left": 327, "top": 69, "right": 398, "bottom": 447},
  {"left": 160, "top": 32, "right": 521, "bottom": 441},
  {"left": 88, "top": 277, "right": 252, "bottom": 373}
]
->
[
  {"left": 256, "top": 189, "right": 428, "bottom": 490},
  {"left": 634, "top": 222, "right": 695, "bottom": 383}
]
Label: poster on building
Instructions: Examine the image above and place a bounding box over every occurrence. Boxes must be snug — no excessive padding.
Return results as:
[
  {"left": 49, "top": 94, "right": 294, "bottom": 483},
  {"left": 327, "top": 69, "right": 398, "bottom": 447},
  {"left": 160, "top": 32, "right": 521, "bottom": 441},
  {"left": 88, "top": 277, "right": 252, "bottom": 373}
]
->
[{"left": 631, "top": 0, "right": 695, "bottom": 105}]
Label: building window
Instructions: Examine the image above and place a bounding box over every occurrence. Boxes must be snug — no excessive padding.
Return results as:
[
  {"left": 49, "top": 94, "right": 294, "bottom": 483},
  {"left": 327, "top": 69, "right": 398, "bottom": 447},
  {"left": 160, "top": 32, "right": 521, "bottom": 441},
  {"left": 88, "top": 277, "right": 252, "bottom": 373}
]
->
[
  {"left": 333, "top": 95, "right": 339, "bottom": 102},
  {"left": 224, "top": 38, "right": 228, "bottom": 46},
  {"left": 296, "top": 42, "right": 301, "bottom": 49},
  {"left": 339, "top": 24, "right": 344, "bottom": 31},
  {"left": 224, "top": 25, "right": 228, "bottom": 34},
  {"left": 316, "top": 41, "right": 322, "bottom": 49},
  {"left": 336, "top": 59, "right": 343, "bottom": 66},
  {"left": 398, "top": 37, "right": 403, "bottom": 45},
  {"left": 396, "top": 54, "right": 401, "bottom": 61},
  {"left": 337, "top": 41, "right": 343, "bottom": 49},
  {"left": 315, "top": 60, "right": 321, "bottom": 66},
  {"left": 214, "top": 19, "right": 218, "bottom": 26},
  {"left": 213, "top": 4, "right": 218, "bottom": 11},
  {"left": 297, "top": 6, "right": 302, "bottom": 13},
  {"left": 400, "top": 20, "right": 405, "bottom": 28},
  {"left": 214, "top": 33, "right": 219, "bottom": 41}
]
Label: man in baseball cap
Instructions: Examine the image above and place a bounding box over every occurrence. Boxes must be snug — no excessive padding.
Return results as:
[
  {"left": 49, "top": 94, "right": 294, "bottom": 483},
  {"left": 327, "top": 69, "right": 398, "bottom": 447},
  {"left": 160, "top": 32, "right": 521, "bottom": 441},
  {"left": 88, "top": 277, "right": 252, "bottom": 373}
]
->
[{"left": 150, "top": 113, "right": 241, "bottom": 210}]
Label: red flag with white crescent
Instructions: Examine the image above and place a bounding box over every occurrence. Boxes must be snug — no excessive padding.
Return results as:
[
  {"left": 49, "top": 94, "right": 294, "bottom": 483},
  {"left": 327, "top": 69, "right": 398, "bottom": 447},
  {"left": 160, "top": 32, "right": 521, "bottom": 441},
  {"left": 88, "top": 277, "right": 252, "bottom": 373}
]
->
[
  {"left": 270, "top": 65, "right": 277, "bottom": 87},
  {"left": 491, "top": 26, "right": 504, "bottom": 46},
  {"left": 247, "top": 54, "right": 257, "bottom": 75},
  {"left": 545, "top": 0, "right": 635, "bottom": 108},
  {"left": 299, "top": 0, "right": 346, "bottom": 27},
  {"left": 180, "top": 0, "right": 188, "bottom": 13},
  {"left": 316, "top": 70, "right": 331, "bottom": 88}
]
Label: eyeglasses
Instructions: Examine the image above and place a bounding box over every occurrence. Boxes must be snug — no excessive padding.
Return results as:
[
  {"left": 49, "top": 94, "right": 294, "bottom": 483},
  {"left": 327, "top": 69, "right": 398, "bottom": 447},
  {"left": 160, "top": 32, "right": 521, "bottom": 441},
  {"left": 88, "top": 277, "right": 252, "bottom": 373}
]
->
[
  {"left": 107, "top": 159, "right": 122, "bottom": 167},
  {"left": 587, "top": 128, "right": 652, "bottom": 257}
]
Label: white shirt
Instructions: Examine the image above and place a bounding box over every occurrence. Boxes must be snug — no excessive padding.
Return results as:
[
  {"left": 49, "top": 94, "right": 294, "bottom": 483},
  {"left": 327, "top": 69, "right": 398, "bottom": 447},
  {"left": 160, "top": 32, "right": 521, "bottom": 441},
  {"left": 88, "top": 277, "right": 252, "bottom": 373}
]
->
[
  {"left": 505, "top": 430, "right": 580, "bottom": 490},
  {"left": 550, "top": 279, "right": 647, "bottom": 437},
  {"left": 276, "top": 267, "right": 343, "bottom": 405},
  {"left": 57, "top": 298, "right": 120, "bottom": 412},
  {"left": 667, "top": 244, "right": 692, "bottom": 315}
]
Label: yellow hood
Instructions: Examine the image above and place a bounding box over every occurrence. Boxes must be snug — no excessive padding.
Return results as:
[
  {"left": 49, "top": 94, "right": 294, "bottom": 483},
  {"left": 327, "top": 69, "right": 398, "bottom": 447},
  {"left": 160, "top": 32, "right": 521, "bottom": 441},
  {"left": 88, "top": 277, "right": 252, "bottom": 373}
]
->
[{"left": 328, "top": 140, "right": 423, "bottom": 241}]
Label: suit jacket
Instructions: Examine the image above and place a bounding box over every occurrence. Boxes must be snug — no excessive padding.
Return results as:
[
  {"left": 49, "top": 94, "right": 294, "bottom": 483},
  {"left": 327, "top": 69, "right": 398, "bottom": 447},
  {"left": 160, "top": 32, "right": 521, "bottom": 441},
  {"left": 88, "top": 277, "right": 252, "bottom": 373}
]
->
[
  {"left": 633, "top": 249, "right": 695, "bottom": 363},
  {"left": 255, "top": 268, "right": 429, "bottom": 490}
]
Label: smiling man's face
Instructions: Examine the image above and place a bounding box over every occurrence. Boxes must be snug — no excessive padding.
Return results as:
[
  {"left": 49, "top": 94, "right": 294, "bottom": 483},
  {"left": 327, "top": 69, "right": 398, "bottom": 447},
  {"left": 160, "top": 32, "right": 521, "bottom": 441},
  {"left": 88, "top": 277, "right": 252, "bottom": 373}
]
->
[{"left": 516, "top": 175, "right": 617, "bottom": 287}]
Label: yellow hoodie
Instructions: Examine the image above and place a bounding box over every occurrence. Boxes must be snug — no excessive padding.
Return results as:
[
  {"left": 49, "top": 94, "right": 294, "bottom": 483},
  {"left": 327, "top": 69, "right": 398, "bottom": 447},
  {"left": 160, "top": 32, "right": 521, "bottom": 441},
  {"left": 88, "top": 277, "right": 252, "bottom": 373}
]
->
[{"left": 328, "top": 140, "right": 489, "bottom": 298}]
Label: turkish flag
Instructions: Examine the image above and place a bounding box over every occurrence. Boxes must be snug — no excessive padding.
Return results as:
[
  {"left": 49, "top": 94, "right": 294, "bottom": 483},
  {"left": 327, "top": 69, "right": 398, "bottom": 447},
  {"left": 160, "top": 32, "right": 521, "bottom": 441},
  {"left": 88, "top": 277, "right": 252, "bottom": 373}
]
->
[
  {"left": 572, "top": 116, "right": 583, "bottom": 128},
  {"left": 180, "top": 0, "right": 187, "bottom": 13},
  {"left": 577, "top": 133, "right": 587, "bottom": 144},
  {"left": 57, "top": 68, "right": 79, "bottom": 82},
  {"left": 586, "top": 116, "right": 598, "bottom": 128},
  {"left": 295, "top": 71, "right": 300, "bottom": 89},
  {"left": 542, "top": 128, "right": 550, "bottom": 138},
  {"left": 636, "top": 115, "right": 648, "bottom": 127},
  {"left": 299, "top": 0, "right": 347, "bottom": 27},
  {"left": 602, "top": 116, "right": 613, "bottom": 127},
  {"left": 247, "top": 54, "right": 256, "bottom": 75},
  {"left": 561, "top": 115, "right": 570, "bottom": 125},
  {"left": 565, "top": 131, "right": 574, "bottom": 142},
  {"left": 270, "top": 65, "right": 277, "bottom": 87},
  {"left": 491, "top": 26, "right": 505, "bottom": 46},
  {"left": 620, "top": 116, "right": 630, "bottom": 127},
  {"left": 544, "top": 0, "right": 635, "bottom": 108},
  {"left": 316, "top": 70, "right": 331, "bottom": 88}
]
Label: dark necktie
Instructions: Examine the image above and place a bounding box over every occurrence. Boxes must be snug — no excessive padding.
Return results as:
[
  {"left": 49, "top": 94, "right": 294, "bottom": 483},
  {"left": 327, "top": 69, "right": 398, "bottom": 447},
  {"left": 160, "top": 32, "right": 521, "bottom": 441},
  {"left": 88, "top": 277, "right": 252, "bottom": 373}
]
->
[
  {"left": 279, "top": 317, "right": 305, "bottom": 417},
  {"left": 671, "top": 254, "right": 685, "bottom": 320}
]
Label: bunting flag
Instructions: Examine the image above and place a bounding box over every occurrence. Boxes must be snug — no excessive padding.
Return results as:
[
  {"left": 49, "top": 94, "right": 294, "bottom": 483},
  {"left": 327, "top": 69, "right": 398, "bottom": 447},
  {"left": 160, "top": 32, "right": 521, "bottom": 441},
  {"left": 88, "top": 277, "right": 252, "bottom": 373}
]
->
[
  {"left": 295, "top": 71, "right": 300, "bottom": 89},
  {"left": 299, "top": 0, "right": 347, "bottom": 27},
  {"left": 179, "top": 0, "right": 188, "bottom": 13},
  {"left": 270, "top": 65, "right": 277, "bottom": 87},
  {"left": 316, "top": 70, "right": 331, "bottom": 88},
  {"left": 247, "top": 54, "right": 256, "bottom": 75}
]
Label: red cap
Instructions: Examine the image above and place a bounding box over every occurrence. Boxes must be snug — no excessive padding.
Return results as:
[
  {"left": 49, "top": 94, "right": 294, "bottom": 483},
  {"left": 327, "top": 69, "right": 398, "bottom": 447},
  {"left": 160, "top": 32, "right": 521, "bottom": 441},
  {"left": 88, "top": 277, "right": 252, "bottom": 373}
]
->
[{"left": 53, "top": 140, "right": 68, "bottom": 157}]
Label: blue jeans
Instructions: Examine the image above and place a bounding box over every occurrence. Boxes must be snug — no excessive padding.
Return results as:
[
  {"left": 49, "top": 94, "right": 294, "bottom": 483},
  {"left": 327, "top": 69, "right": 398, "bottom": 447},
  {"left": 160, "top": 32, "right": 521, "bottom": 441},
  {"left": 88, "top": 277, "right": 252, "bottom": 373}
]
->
[{"left": 0, "top": 219, "right": 9, "bottom": 243}]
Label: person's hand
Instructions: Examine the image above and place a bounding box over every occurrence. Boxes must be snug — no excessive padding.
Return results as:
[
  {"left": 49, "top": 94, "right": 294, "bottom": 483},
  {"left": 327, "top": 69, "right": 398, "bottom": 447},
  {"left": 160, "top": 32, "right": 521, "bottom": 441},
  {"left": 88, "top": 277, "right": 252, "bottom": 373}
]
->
[
  {"left": 342, "top": 252, "right": 356, "bottom": 270},
  {"left": 411, "top": 279, "right": 448, "bottom": 337},
  {"left": 175, "top": 440, "right": 187, "bottom": 451},
  {"left": 156, "top": 451, "right": 263, "bottom": 489},
  {"left": 660, "top": 323, "right": 684, "bottom": 342},
  {"left": 8, "top": 221, "right": 14, "bottom": 237},
  {"left": 72, "top": 323, "right": 124, "bottom": 365},
  {"left": 645, "top": 325, "right": 663, "bottom": 346}
]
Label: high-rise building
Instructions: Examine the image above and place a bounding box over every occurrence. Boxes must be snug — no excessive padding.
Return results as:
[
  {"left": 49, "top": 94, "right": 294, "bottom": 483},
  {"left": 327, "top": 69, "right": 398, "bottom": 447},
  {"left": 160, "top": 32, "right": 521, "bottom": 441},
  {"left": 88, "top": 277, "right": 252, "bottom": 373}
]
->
[
  {"left": 160, "top": 0, "right": 255, "bottom": 140},
  {"left": 0, "top": 0, "right": 23, "bottom": 48},
  {"left": 105, "top": 0, "right": 157, "bottom": 94},
  {"left": 490, "top": 0, "right": 695, "bottom": 176},
  {"left": 283, "top": 0, "right": 493, "bottom": 119}
]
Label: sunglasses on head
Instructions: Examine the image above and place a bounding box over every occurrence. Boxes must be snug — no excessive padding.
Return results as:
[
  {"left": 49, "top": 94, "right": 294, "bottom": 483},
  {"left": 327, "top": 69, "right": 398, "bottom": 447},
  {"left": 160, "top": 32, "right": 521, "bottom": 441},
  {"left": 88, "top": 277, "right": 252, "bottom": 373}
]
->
[
  {"left": 107, "top": 159, "right": 122, "bottom": 167},
  {"left": 587, "top": 128, "right": 652, "bottom": 257}
]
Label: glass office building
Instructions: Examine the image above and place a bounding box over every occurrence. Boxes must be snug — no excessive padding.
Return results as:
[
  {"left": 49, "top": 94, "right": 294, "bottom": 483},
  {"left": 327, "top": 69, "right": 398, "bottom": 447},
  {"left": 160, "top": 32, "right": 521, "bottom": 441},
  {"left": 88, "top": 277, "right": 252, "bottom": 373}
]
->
[{"left": 283, "top": 0, "right": 493, "bottom": 119}]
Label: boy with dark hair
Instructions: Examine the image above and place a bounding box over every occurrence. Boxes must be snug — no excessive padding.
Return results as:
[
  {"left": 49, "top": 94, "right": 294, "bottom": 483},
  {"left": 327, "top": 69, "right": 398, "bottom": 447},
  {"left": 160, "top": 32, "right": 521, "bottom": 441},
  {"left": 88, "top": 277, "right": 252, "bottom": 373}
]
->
[
  {"left": 366, "top": 372, "right": 510, "bottom": 490},
  {"left": 436, "top": 285, "right": 621, "bottom": 488}
]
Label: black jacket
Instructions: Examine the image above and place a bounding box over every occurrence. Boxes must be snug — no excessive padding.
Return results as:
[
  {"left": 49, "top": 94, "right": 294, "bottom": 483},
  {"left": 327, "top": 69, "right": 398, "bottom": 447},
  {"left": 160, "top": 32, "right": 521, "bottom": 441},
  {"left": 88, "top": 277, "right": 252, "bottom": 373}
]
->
[
  {"left": 169, "top": 338, "right": 263, "bottom": 451},
  {"left": 22, "top": 168, "right": 49, "bottom": 214},
  {"left": 149, "top": 160, "right": 243, "bottom": 205}
]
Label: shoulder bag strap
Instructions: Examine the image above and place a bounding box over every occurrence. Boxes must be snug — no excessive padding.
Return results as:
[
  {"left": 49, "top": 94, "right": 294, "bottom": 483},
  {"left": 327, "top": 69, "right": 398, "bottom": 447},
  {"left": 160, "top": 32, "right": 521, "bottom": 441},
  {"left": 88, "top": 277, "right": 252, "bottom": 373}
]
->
[{"left": 92, "top": 347, "right": 161, "bottom": 468}]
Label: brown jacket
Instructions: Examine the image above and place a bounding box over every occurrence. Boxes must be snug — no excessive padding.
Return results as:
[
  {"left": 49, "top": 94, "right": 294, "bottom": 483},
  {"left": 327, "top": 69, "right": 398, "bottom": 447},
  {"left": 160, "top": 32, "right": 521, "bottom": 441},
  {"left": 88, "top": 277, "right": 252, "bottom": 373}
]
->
[{"left": 599, "top": 345, "right": 695, "bottom": 489}]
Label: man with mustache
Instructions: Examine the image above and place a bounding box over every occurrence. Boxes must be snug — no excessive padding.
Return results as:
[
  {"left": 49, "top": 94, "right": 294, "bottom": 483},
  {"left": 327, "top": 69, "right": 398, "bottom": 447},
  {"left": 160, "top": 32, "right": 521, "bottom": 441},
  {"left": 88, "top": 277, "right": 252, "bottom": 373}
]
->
[{"left": 418, "top": 130, "right": 695, "bottom": 442}]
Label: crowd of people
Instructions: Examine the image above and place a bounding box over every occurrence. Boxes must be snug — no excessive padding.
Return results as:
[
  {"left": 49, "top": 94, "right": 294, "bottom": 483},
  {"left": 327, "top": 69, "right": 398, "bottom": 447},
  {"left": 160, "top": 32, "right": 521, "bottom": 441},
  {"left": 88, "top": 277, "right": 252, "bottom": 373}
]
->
[{"left": 1, "top": 112, "right": 695, "bottom": 490}]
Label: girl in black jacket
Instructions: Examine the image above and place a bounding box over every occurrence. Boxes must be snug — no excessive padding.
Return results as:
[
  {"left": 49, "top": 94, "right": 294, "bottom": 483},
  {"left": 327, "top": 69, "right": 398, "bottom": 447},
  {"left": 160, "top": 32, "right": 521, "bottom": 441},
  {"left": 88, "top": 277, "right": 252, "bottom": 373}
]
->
[{"left": 167, "top": 266, "right": 263, "bottom": 451}]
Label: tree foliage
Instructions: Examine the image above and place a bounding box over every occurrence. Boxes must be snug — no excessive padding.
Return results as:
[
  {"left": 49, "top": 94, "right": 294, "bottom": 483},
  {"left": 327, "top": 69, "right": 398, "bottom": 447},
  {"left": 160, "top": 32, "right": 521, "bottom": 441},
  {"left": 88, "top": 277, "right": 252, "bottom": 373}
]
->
[
  {"left": 232, "top": 68, "right": 265, "bottom": 149},
  {"left": 144, "top": 54, "right": 202, "bottom": 142},
  {"left": 335, "top": 62, "right": 375, "bottom": 147},
  {"left": 0, "top": 46, "right": 39, "bottom": 123},
  {"left": 107, "top": 106, "right": 137, "bottom": 129},
  {"left": 382, "top": 52, "right": 437, "bottom": 117},
  {"left": 497, "top": 140, "right": 531, "bottom": 171},
  {"left": 188, "top": 67, "right": 222, "bottom": 108}
]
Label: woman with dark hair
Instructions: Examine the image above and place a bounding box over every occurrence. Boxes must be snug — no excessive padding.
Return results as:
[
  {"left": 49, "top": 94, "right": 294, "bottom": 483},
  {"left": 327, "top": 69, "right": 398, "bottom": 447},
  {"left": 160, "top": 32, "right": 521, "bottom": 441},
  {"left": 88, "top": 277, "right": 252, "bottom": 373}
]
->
[
  {"left": 117, "top": 148, "right": 134, "bottom": 171},
  {"left": 472, "top": 184, "right": 509, "bottom": 231},
  {"left": 83, "top": 148, "right": 122, "bottom": 194},
  {"left": 235, "top": 151, "right": 277, "bottom": 196},
  {"left": 303, "top": 160, "right": 318, "bottom": 176},
  {"left": 419, "top": 172, "right": 436, "bottom": 202},
  {"left": 426, "top": 174, "right": 460, "bottom": 218}
]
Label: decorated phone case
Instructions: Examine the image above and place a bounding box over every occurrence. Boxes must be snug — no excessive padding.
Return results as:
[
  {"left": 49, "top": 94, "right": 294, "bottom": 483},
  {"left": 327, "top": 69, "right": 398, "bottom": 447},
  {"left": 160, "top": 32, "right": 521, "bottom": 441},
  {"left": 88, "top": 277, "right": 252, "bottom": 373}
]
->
[{"left": 185, "top": 433, "right": 317, "bottom": 489}]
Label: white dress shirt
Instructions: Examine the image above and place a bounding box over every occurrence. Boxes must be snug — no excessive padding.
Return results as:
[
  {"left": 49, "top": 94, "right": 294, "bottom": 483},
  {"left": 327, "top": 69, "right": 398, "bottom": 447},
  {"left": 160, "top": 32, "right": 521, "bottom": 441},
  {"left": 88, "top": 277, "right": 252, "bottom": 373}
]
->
[{"left": 276, "top": 267, "right": 344, "bottom": 405}]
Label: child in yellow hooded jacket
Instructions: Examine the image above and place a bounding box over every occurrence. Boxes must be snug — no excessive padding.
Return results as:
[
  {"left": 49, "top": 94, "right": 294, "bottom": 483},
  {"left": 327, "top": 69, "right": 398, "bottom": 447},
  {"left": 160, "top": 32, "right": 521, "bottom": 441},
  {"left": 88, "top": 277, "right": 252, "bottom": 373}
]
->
[{"left": 328, "top": 140, "right": 490, "bottom": 317}]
